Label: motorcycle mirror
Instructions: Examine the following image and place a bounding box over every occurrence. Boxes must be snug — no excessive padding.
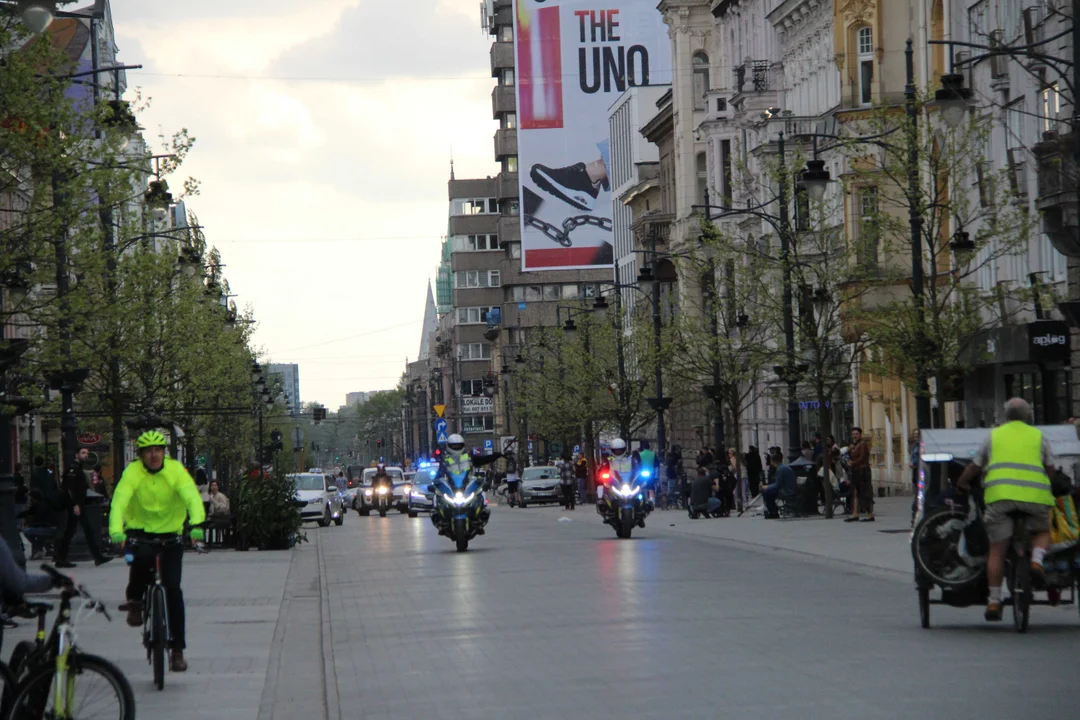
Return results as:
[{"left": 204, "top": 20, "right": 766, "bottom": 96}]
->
[{"left": 427, "top": 484, "right": 436, "bottom": 493}]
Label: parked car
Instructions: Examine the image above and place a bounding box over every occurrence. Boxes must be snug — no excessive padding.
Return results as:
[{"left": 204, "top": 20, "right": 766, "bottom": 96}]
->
[
  {"left": 289, "top": 472, "right": 344, "bottom": 527},
  {"left": 519, "top": 466, "right": 561, "bottom": 507},
  {"left": 407, "top": 468, "right": 437, "bottom": 517},
  {"left": 356, "top": 466, "right": 406, "bottom": 515}
]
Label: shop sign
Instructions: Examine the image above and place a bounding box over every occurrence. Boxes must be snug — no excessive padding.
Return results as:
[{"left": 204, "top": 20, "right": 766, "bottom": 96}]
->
[{"left": 1028, "top": 321, "right": 1070, "bottom": 363}]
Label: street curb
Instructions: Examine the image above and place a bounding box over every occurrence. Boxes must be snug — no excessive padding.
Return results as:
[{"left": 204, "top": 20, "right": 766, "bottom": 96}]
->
[
  {"left": 316, "top": 530, "right": 342, "bottom": 720},
  {"left": 256, "top": 547, "right": 298, "bottom": 720}
]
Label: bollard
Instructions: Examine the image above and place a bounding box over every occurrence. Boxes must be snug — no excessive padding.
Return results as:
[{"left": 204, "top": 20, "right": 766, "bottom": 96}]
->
[{"left": 0, "top": 473, "right": 27, "bottom": 569}]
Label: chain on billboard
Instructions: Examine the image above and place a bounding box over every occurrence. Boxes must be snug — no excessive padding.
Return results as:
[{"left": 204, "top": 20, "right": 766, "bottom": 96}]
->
[{"left": 514, "top": 0, "right": 671, "bottom": 272}]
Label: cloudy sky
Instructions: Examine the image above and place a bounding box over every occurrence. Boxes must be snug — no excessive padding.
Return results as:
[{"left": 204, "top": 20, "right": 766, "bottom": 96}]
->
[{"left": 110, "top": 0, "right": 499, "bottom": 407}]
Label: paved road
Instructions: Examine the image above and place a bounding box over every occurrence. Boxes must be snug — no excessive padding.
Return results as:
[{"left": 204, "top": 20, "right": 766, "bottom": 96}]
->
[
  {"left": 8, "top": 503, "right": 1077, "bottom": 720},
  {"left": 273, "top": 504, "right": 1077, "bottom": 720}
]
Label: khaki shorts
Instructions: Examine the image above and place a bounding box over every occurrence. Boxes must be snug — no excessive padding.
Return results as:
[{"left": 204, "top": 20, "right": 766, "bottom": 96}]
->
[{"left": 983, "top": 500, "right": 1051, "bottom": 544}]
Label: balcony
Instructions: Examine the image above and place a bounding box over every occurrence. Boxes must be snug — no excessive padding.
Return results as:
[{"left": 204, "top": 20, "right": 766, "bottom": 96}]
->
[
  {"left": 494, "top": 128, "right": 517, "bottom": 160},
  {"left": 490, "top": 41, "right": 514, "bottom": 77},
  {"left": 496, "top": 171, "right": 519, "bottom": 201},
  {"left": 734, "top": 60, "right": 770, "bottom": 94},
  {"left": 492, "top": 85, "right": 516, "bottom": 118},
  {"left": 631, "top": 212, "right": 674, "bottom": 248},
  {"left": 1033, "top": 131, "right": 1080, "bottom": 258}
]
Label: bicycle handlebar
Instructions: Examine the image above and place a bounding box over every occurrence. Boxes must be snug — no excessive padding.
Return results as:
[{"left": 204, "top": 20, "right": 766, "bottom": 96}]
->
[
  {"left": 125, "top": 532, "right": 185, "bottom": 547},
  {"left": 39, "top": 564, "right": 112, "bottom": 623}
]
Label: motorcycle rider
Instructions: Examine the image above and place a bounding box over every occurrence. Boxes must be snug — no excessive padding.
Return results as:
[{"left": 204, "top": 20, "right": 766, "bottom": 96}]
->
[
  {"left": 600, "top": 439, "right": 636, "bottom": 515},
  {"left": 371, "top": 464, "right": 393, "bottom": 509},
  {"left": 431, "top": 434, "right": 502, "bottom": 531}
]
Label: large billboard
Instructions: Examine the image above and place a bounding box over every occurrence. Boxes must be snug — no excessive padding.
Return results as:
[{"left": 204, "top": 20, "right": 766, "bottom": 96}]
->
[{"left": 514, "top": 1, "right": 670, "bottom": 272}]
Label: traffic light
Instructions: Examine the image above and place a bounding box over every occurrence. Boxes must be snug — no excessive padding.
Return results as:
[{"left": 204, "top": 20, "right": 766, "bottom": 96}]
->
[
  {"left": 313, "top": 406, "right": 326, "bottom": 423},
  {"left": 433, "top": 448, "right": 442, "bottom": 460},
  {"left": 376, "top": 438, "right": 383, "bottom": 450},
  {"left": 270, "top": 430, "right": 283, "bottom": 452}
]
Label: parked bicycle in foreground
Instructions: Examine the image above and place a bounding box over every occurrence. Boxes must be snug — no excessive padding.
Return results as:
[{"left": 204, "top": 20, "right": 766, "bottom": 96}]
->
[{"left": 6, "top": 564, "right": 135, "bottom": 720}]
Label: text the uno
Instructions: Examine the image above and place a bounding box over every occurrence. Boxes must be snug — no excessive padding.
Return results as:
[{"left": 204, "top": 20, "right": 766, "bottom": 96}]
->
[{"left": 574, "top": 9, "right": 650, "bottom": 94}]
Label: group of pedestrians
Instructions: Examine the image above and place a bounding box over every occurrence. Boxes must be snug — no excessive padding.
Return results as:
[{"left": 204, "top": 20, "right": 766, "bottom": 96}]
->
[{"left": 18, "top": 448, "right": 115, "bottom": 568}]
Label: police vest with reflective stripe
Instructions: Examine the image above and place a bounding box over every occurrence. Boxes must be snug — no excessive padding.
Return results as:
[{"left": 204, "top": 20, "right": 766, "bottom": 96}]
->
[
  {"left": 983, "top": 421, "right": 1053, "bottom": 507},
  {"left": 609, "top": 455, "right": 633, "bottom": 483}
]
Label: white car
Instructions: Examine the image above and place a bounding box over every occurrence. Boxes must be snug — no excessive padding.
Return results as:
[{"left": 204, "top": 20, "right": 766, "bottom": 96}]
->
[{"left": 289, "top": 473, "right": 344, "bottom": 527}]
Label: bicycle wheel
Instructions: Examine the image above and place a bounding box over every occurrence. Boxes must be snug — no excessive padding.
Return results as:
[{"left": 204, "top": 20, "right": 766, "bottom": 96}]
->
[
  {"left": 7, "top": 652, "right": 135, "bottom": 720},
  {"left": 151, "top": 588, "right": 167, "bottom": 690},
  {"left": 0, "top": 659, "right": 18, "bottom": 718},
  {"left": 1012, "top": 556, "right": 1030, "bottom": 633}
]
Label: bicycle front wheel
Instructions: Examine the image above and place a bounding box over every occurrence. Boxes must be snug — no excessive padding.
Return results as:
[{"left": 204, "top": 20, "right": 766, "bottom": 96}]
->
[{"left": 7, "top": 652, "right": 135, "bottom": 720}]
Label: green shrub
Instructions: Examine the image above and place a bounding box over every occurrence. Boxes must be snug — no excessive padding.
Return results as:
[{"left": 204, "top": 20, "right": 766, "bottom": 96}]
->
[{"left": 235, "top": 465, "right": 307, "bottom": 549}]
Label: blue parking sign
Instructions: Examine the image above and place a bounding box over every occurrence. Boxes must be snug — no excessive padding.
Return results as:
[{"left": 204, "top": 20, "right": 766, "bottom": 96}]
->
[{"left": 484, "top": 440, "right": 493, "bottom": 451}]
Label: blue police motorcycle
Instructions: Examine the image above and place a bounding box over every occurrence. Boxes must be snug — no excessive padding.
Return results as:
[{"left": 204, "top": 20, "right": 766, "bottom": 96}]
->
[
  {"left": 598, "top": 467, "right": 654, "bottom": 539},
  {"left": 430, "top": 464, "right": 491, "bottom": 552}
]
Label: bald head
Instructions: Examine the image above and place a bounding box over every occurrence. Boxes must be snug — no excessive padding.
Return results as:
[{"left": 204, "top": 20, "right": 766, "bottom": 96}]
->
[{"left": 1003, "top": 397, "right": 1033, "bottom": 424}]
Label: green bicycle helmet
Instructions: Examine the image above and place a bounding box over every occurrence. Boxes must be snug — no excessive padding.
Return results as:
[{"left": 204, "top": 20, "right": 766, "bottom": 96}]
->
[{"left": 136, "top": 430, "right": 167, "bottom": 449}]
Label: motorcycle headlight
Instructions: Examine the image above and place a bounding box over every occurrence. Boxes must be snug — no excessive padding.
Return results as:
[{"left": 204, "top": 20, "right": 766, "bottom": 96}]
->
[
  {"left": 443, "top": 491, "right": 476, "bottom": 506},
  {"left": 402, "top": 484, "right": 411, "bottom": 494},
  {"left": 364, "top": 489, "right": 373, "bottom": 497},
  {"left": 613, "top": 484, "right": 640, "bottom": 498},
  {"left": 376, "top": 486, "right": 388, "bottom": 495}
]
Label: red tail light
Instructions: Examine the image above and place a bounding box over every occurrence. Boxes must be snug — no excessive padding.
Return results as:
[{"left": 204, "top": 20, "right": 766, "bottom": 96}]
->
[{"left": 600, "top": 472, "right": 610, "bottom": 481}]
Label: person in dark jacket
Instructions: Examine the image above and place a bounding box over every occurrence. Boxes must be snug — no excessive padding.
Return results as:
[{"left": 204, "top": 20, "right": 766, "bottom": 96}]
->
[
  {"left": 744, "top": 446, "right": 763, "bottom": 498},
  {"left": 52, "top": 449, "right": 112, "bottom": 568}
]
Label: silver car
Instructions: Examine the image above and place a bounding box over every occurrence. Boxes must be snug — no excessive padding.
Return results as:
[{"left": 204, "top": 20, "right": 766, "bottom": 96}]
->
[
  {"left": 406, "top": 468, "right": 437, "bottom": 517},
  {"left": 520, "top": 466, "right": 562, "bottom": 508},
  {"left": 289, "top": 473, "right": 345, "bottom": 527}
]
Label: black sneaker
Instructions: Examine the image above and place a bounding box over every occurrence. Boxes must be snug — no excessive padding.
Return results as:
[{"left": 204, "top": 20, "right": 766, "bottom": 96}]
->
[
  {"left": 54, "top": 561, "right": 77, "bottom": 569},
  {"left": 95, "top": 557, "right": 115, "bottom": 567},
  {"left": 531, "top": 162, "right": 601, "bottom": 211}
]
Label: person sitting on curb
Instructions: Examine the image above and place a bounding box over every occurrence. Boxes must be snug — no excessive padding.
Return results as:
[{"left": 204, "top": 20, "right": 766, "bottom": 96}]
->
[
  {"left": 761, "top": 452, "right": 796, "bottom": 519},
  {"left": 689, "top": 467, "right": 723, "bottom": 518}
]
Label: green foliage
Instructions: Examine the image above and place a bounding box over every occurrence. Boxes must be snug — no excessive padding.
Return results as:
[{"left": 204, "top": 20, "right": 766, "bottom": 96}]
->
[{"left": 234, "top": 465, "right": 307, "bottom": 550}]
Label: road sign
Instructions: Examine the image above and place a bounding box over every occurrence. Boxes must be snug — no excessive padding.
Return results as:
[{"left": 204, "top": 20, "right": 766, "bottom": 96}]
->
[
  {"left": 573, "top": 445, "right": 580, "bottom": 454},
  {"left": 434, "top": 418, "right": 448, "bottom": 435},
  {"left": 433, "top": 404, "right": 446, "bottom": 418},
  {"left": 436, "top": 430, "right": 449, "bottom": 444},
  {"left": 484, "top": 439, "right": 493, "bottom": 451}
]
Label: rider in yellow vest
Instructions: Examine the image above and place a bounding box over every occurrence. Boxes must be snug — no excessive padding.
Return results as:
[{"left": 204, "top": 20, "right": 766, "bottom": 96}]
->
[{"left": 957, "top": 398, "right": 1055, "bottom": 622}]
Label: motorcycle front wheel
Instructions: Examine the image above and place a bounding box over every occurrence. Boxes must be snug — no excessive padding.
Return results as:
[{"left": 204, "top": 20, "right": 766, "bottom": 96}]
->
[{"left": 454, "top": 518, "right": 469, "bottom": 552}]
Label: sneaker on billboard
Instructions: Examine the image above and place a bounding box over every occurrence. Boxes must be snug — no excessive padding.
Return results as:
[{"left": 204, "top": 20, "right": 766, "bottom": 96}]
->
[{"left": 531, "top": 162, "right": 600, "bottom": 211}]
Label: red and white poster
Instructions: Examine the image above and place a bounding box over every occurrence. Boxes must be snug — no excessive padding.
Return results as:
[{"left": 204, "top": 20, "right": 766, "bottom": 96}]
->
[{"left": 514, "top": 0, "right": 670, "bottom": 271}]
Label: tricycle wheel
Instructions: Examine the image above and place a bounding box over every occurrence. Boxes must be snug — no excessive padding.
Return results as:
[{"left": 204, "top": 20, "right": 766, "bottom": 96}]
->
[{"left": 918, "top": 586, "right": 931, "bottom": 629}]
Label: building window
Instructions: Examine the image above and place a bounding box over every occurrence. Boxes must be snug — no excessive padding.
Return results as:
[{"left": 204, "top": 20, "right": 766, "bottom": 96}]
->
[
  {"left": 695, "top": 152, "right": 708, "bottom": 207},
  {"left": 692, "top": 52, "right": 710, "bottom": 110},
  {"left": 507, "top": 199, "right": 520, "bottom": 216},
  {"left": 458, "top": 343, "right": 492, "bottom": 361},
  {"left": 1041, "top": 84, "right": 1060, "bottom": 132},
  {"left": 452, "top": 198, "right": 498, "bottom": 216},
  {"left": 561, "top": 284, "right": 579, "bottom": 299},
  {"left": 501, "top": 69, "right": 515, "bottom": 86},
  {"left": 505, "top": 156, "right": 518, "bottom": 173},
  {"left": 1005, "top": 99, "right": 1024, "bottom": 149},
  {"left": 466, "top": 234, "right": 500, "bottom": 251},
  {"left": 857, "top": 27, "right": 873, "bottom": 106},
  {"left": 460, "top": 379, "right": 485, "bottom": 396},
  {"left": 489, "top": 270, "right": 501, "bottom": 287},
  {"left": 508, "top": 243, "right": 521, "bottom": 259},
  {"left": 503, "top": 113, "right": 517, "bottom": 129},
  {"left": 456, "top": 307, "right": 497, "bottom": 325},
  {"left": 525, "top": 285, "right": 542, "bottom": 301},
  {"left": 858, "top": 186, "right": 879, "bottom": 266},
  {"left": 498, "top": 25, "right": 512, "bottom": 42},
  {"left": 462, "top": 415, "right": 495, "bottom": 433}
]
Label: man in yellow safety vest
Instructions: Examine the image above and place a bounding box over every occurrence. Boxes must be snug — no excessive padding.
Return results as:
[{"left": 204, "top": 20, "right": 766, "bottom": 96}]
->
[{"left": 957, "top": 398, "right": 1056, "bottom": 622}]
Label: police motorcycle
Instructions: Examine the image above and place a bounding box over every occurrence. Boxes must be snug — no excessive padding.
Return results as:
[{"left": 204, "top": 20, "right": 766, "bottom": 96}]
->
[
  {"left": 430, "top": 435, "right": 494, "bottom": 552},
  {"left": 371, "top": 464, "right": 394, "bottom": 517},
  {"left": 597, "top": 439, "right": 653, "bottom": 539}
]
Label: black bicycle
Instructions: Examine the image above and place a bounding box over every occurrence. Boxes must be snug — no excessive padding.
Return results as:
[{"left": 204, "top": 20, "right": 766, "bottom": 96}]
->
[
  {"left": 125, "top": 532, "right": 184, "bottom": 690},
  {"left": 5, "top": 565, "right": 134, "bottom": 720}
]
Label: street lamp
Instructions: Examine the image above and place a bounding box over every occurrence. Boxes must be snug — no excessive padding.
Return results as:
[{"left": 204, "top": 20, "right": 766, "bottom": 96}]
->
[
  {"left": 17, "top": 1, "right": 54, "bottom": 33},
  {"left": 929, "top": 73, "right": 975, "bottom": 130},
  {"left": 798, "top": 158, "right": 832, "bottom": 203}
]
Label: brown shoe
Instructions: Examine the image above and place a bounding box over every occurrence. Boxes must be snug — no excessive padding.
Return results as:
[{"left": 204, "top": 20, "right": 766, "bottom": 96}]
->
[
  {"left": 984, "top": 601, "right": 1003, "bottom": 622},
  {"left": 170, "top": 650, "right": 188, "bottom": 672},
  {"left": 124, "top": 601, "right": 142, "bottom": 628}
]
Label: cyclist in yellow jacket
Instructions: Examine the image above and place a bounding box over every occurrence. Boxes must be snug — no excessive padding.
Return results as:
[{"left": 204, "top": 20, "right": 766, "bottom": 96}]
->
[
  {"left": 957, "top": 398, "right": 1055, "bottom": 622},
  {"left": 109, "top": 430, "right": 205, "bottom": 672}
]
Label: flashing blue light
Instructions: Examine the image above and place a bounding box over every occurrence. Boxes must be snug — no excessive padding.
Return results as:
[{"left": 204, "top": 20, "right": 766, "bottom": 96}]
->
[
  {"left": 638, "top": 494, "right": 643, "bottom": 500},
  {"left": 640, "top": 470, "right": 651, "bottom": 478},
  {"left": 419, "top": 462, "right": 431, "bottom": 469}
]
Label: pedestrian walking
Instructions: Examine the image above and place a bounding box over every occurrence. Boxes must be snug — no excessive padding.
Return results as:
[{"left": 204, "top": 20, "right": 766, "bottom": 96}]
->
[
  {"left": 53, "top": 448, "right": 113, "bottom": 568},
  {"left": 845, "top": 427, "right": 874, "bottom": 523},
  {"left": 744, "top": 446, "right": 762, "bottom": 499},
  {"left": 574, "top": 455, "right": 588, "bottom": 504},
  {"left": 558, "top": 453, "right": 576, "bottom": 510}
]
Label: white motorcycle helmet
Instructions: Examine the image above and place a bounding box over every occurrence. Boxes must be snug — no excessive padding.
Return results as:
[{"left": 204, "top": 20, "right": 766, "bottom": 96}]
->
[
  {"left": 611, "top": 438, "right": 627, "bottom": 457},
  {"left": 447, "top": 433, "right": 466, "bottom": 454}
]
